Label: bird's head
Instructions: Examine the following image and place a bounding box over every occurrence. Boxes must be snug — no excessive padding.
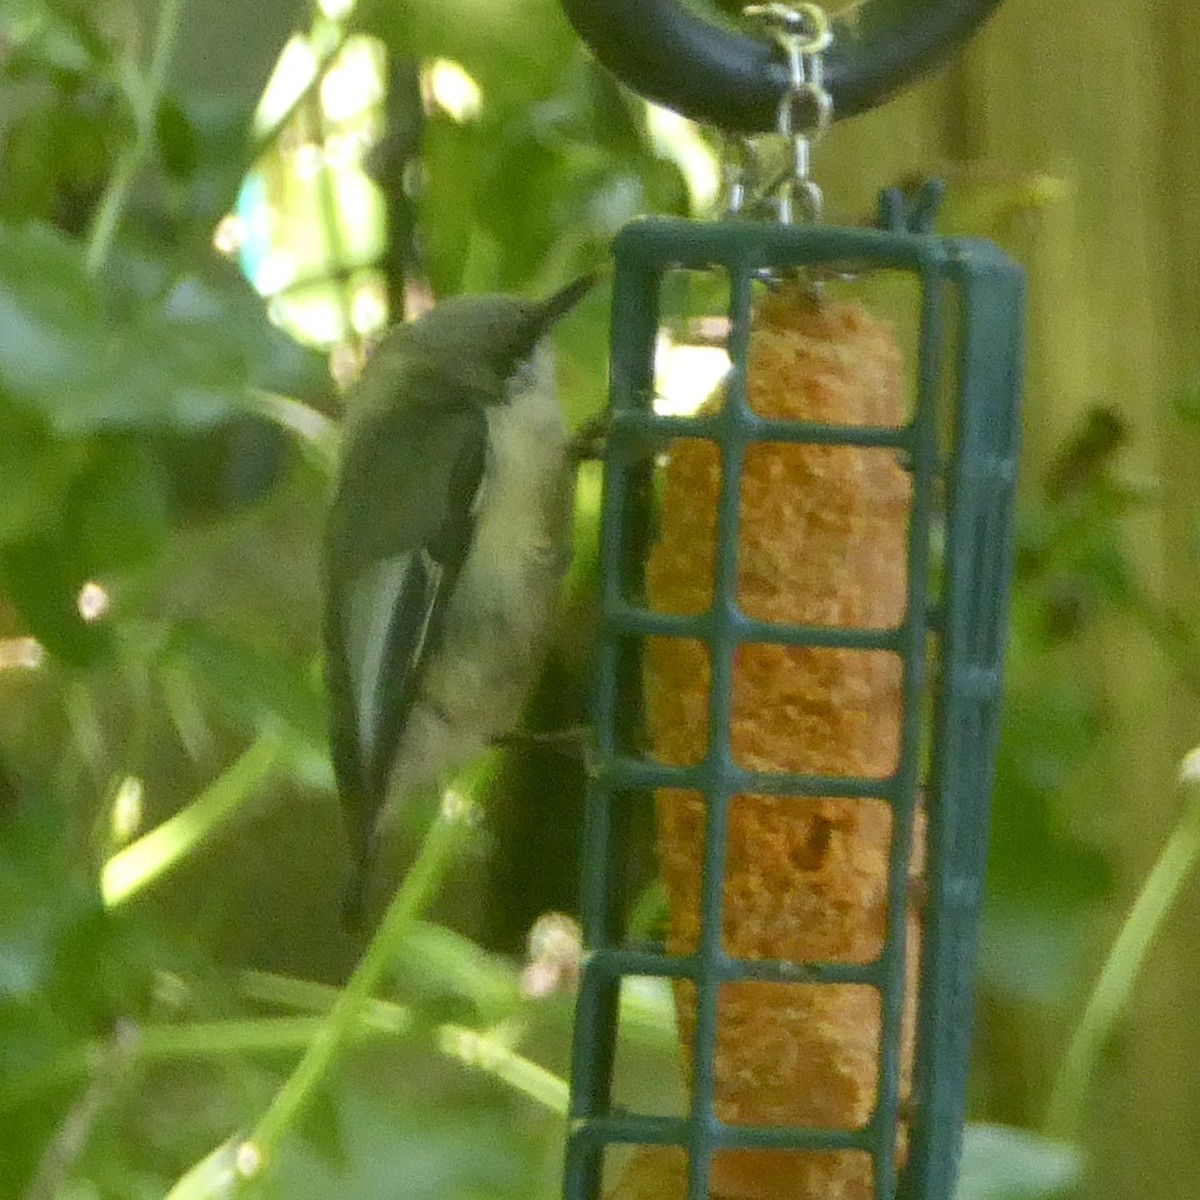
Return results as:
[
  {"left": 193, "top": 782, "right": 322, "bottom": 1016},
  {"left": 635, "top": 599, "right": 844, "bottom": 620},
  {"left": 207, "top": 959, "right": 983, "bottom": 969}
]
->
[{"left": 398, "top": 275, "right": 596, "bottom": 401}]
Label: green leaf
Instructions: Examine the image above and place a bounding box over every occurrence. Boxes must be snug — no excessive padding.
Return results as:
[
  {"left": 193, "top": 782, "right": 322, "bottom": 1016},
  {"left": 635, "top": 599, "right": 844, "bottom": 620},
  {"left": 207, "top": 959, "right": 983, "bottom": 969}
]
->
[
  {"left": 162, "top": 1139, "right": 241, "bottom": 1200},
  {"left": 157, "top": 97, "right": 201, "bottom": 180},
  {"left": 66, "top": 438, "right": 171, "bottom": 572},
  {"left": 155, "top": 264, "right": 324, "bottom": 403},
  {"left": 153, "top": 419, "right": 289, "bottom": 518},
  {"left": 178, "top": 96, "right": 260, "bottom": 229},
  {"left": 0, "top": 101, "right": 117, "bottom": 225},
  {"left": 0, "top": 799, "right": 92, "bottom": 1004},
  {"left": 0, "top": 405, "right": 90, "bottom": 545},
  {"left": 168, "top": 624, "right": 326, "bottom": 752},
  {"left": 3, "top": 0, "right": 101, "bottom": 73},
  {"left": 0, "top": 221, "right": 325, "bottom": 434},
  {"left": 0, "top": 221, "right": 109, "bottom": 398},
  {"left": 957, "top": 1124, "right": 1080, "bottom": 1200},
  {"left": 389, "top": 922, "right": 521, "bottom": 1023}
]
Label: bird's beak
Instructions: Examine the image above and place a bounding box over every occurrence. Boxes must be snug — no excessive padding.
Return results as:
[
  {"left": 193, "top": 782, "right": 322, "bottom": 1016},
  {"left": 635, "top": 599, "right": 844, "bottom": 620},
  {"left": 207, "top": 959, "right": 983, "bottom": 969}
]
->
[{"left": 537, "top": 273, "right": 598, "bottom": 328}]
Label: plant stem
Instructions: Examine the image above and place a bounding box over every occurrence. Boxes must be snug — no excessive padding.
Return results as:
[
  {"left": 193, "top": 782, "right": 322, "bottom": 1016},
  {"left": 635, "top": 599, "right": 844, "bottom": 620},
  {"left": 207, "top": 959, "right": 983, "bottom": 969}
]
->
[
  {"left": 240, "top": 806, "right": 469, "bottom": 1181},
  {"left": 244, "top": 920, "right": 522, "bottom": 1019},
  {"left": 243, "top": 389, "right": 339, "bottom": 475},
  {"left": 244, "top": 968, "right": 569, "bottom": 1112},
  {"left": 0, "top": 1016, "right": 395, "bottom": 1117},
  {"left": 436, "top": 1024, "right": 569, "bottom": 1115},
  {"left": 4, "top": 995, "right": 568, "bottom": 1119},
  {"left": 140, "top": 1014, "right": 401, "bottom": 1057},
  {"left": 241, "top": 969, "right": 352, "bottom": 1011},
  {"left": 100, "top": 734, "right": 282, "bottom": 907},
  {"left": 1045, "top": 759, "right": 1200, "bottom": 1140},
  {"left": 86, "top": 0, "right": 186, "bottom": 274},
  {"left": 245, "top": 971, "right": 569, "bottom": 1115}
]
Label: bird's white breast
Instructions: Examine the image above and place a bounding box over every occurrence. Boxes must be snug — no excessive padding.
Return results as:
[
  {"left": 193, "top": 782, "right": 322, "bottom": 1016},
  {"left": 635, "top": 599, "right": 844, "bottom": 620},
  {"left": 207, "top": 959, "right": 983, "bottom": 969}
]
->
[
  {"left": 417, "top": 341, "right": 572, "bottom": 732},
  {"left": 471, "top": 353, "right": 570, "bottom": 602}
]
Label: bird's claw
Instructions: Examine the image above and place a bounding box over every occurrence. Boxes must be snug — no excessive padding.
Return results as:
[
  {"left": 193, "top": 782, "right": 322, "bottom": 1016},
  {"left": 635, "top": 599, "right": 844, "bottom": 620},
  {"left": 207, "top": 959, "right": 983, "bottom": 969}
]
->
[{"left": 568, "top": 413, "right": 611, "bottom": 464}]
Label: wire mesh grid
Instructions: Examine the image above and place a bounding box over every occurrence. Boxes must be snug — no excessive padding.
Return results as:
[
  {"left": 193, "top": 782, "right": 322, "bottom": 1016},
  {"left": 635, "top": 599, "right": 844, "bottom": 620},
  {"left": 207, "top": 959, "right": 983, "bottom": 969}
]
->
[{"left": 565, "top": 215, "right": 1023, "bottom": 1200}]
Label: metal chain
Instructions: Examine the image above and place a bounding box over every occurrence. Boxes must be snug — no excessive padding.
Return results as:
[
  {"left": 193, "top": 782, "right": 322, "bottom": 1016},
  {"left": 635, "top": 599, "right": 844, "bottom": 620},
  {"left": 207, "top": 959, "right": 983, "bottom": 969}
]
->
[
  {"left": 721, "top": 134, "right": 753, "bottom": 218},
  {"left": 743, "top": 3, "right": 833, "bottom": 224}
]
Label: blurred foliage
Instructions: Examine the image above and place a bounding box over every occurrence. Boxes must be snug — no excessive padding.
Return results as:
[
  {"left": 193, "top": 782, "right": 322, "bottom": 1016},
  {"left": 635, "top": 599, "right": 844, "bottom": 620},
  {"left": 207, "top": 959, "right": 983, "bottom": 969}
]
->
[
  {"left": 0, "top": 0, "right": 682, "bottom": 1196},
  {"left": 0, "top": 1, "right": 1196, "bottom": 1199}
]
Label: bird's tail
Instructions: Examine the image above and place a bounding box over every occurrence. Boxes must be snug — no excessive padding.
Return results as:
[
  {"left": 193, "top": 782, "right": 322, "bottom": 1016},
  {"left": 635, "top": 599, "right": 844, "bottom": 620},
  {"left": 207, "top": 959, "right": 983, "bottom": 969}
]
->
[{"left": 340, "top": 838, "right": 378, "bottom": 931}]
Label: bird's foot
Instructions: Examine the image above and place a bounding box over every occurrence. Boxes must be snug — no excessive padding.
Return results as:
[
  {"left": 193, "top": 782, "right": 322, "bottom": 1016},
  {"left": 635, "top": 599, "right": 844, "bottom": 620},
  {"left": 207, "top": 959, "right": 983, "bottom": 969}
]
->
[{"left": 568, "top": 413, "right": 610, "bottom": 464}]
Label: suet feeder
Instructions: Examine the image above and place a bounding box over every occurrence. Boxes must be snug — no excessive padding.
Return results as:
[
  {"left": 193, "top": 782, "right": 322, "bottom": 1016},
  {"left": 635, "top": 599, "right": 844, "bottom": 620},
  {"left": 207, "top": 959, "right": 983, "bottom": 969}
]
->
[{"left": 559, "top": 2, "right": 1024, "bottom": 1200}]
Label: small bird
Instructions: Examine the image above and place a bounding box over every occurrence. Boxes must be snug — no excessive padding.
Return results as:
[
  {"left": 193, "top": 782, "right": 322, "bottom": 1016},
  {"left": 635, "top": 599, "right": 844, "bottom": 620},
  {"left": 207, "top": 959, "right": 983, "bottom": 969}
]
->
[{"left": 323, "top": 277, "right": 594, "bottom": 921}]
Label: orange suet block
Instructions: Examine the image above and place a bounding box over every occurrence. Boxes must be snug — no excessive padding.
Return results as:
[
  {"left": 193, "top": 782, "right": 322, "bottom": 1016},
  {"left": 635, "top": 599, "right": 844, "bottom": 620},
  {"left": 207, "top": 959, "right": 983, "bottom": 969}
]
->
[{"left": 635, "top": 287, "right": 922, "bottom": 1200}]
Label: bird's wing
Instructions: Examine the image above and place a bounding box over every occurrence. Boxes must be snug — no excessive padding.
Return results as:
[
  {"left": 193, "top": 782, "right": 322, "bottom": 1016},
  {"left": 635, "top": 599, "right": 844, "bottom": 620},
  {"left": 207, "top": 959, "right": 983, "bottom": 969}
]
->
[{"left": 323, "top": 383, "right": 487, "bottom": 869}]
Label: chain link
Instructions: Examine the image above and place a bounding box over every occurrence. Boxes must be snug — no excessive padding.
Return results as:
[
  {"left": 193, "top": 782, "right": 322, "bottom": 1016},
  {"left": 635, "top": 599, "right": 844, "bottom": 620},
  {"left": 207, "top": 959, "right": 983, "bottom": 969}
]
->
[
  {"left": 721, "top": 135, "right": 752, "bottom": 218},
  {"left": 742, "top": 3, "right": 832, "bottom": 224}
]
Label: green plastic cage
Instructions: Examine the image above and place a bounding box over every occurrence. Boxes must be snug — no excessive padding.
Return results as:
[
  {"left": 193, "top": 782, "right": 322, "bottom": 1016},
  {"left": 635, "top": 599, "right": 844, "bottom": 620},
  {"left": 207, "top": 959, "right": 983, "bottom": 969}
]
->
[
  {"left": 559, "top": 4, "right": 1024, "bottom": 1198},
  {"left": 565, "top": 193, "right": 1024, "bottom": 1200}
]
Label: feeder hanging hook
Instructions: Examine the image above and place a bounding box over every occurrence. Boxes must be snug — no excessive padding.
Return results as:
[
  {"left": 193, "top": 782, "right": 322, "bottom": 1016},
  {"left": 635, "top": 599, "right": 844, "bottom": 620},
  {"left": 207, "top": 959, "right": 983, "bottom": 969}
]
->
[{"left": 559, "top": 0, "right": 1007, "bottom": 133}]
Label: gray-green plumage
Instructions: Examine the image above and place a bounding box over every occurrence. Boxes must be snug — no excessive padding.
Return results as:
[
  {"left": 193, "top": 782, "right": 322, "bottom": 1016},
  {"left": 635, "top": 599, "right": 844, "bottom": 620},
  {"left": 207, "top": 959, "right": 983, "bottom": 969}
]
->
[{"left": 324, "top": 280, "right": 592, "bottom": 921}]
